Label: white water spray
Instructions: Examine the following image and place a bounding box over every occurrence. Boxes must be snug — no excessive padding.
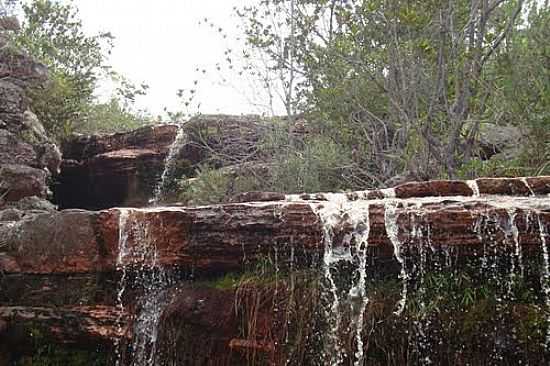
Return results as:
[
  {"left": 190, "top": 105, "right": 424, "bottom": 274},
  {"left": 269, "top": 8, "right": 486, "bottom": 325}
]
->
[
  {"left": 114, "top": 208, "right": 131, "bottom": 366},
  {"left": 151, "top": 124, "right": 188, "bottom": 204},
  {"left": 384, "top": 201, "right": 408, "bottom": 315},
  {"left": 537, "top": 214, "right": 550, "bottom": 347},
  {"left": 114, "top": 208, "right": 173, "bottom": 366},
  {"left": 467, "top": 180, "right": 480, "bottom": 197},
  {"left": 521, "top": 178, "right": 536, "bottom": 196}
]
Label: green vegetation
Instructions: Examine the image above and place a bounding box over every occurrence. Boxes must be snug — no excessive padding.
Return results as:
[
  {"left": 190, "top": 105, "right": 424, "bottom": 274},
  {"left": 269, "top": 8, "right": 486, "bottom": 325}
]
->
[
  {"left": 155, "top": 253, "right": 550, "bottom": 365},
  {"left": 168, "top": 0, "right": 550, "bottom": 206},
  {"left": 9, "top": 0, "right": 152, "bottom": 139},
  {"left": 13, "top": 326, "right": 108, "bottom": 366}
]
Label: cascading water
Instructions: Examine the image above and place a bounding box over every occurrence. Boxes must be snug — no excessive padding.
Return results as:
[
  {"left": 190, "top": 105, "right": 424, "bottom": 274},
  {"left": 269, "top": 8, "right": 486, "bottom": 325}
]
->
[
  {"left": 384, "top": 198, "right": 408, "bottom": 315},
  {"left": 110, "top": 177, "right": 550, "bottom": 365},
  {"left": 305, "top": 186, "right": 550, "bottom": 364},
  {"left": 150, "top": 124, "right": 189, "bottom": 204},
  {"left": 538, "top": 214, "right": 550, "bottom": 347},
  {"left": 310, "top": 197, "right": 349, "bottom": 366},
  {"left": 115, "top": 208, "right": 174, "bottom": 366},
  {"left": 467, "top": 179, "right": 480, "bottom": 197}
]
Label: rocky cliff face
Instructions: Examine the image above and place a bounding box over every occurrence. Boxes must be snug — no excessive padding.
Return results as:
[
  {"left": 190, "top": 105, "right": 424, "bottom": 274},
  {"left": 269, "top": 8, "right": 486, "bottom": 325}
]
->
[
  {"left": 55, "top": 114, "right": 276, "bottom": 209},
  {"left": 55, "top": 124, "right": 178, "bottom": 210},
  {"left": 0, "top": 45, "right": 61, "bottom": 208},
  {"left": 1, "top": 176, "right": 549, "bottom": 364}
]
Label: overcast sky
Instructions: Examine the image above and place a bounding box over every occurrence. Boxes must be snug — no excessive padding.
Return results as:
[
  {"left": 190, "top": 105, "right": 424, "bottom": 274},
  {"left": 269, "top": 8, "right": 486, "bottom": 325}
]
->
[{"left": 72, "top": 0, "right": 281, "bottom": 118}]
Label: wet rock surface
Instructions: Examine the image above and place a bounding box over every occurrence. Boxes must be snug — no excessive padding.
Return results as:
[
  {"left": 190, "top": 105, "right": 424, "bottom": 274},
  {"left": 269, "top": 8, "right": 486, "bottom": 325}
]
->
[
  {"left": 0, "top": 176, "right": 549, "bottom": 360},
  {"left": 56, "top": 125, "right": 177, "bottom": 210}
]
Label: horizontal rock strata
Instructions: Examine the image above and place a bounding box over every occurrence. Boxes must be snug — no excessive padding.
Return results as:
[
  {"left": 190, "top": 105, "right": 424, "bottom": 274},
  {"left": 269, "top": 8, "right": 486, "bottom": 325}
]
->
[{"left": 1, "top": 176, "right": 549, "bottom": 346}]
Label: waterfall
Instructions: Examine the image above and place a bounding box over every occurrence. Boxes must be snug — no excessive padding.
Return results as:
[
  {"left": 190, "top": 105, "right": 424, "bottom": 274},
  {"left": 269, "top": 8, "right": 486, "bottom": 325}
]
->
[
  {"left": 114, "top": 208, "right": 131, "bottom": 366},
  {"left": 115, "top": 208, "right": 173, "bottom": 366},
  {"left": 467, "top": 180, "right": 480, "bottom": 197},
  {"left": 384, "top": 199, "right": 408, "bottom": 315},
  {"left": 521, "top": 177, "right": 536, "bottom": 196},
  {"left": 311, "top": 197, "right": 349, "bottom": 366},
  {"left": 347, "top": 203, "right": 370, "bottom": 366},
  {"left": 109, "top": 177, "right": 550, "bottom": 364},
  {"left": 150, "top": 124, "right": 188, "bottom": 204},
  {"left": 538, "top": 214, "right": 550, "bottom": 347}
]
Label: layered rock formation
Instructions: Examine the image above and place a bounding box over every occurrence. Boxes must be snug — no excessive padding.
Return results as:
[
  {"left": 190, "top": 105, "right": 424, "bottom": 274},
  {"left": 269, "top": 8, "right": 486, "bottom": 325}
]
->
[
  {"left": 0, "top": 35, "right": 60, "bottom": 207},
  {"left": 55, "top": 115, "right": 281, "bottom": 209},
  {"left": 56, "top": 124, "right": 178, "bottom": 209},
  {"left": 1, "top": 176, "right": 549, "bottom": 358}
]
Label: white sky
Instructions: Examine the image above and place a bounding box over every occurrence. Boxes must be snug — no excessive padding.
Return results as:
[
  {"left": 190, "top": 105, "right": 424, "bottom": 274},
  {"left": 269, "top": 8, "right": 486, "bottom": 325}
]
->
[{"left": 72, "top": 0, "right": 283, "bottom": 118}]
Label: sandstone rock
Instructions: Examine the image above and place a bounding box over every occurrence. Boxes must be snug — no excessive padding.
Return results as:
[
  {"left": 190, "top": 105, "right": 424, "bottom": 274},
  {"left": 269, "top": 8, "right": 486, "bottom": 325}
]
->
[
  {"left": 3, "top": 176, "right": 550, "bottom": 275},
  {"left": 0, "top": 80, "right": 26, "bottom": 127},
  {"left": 7, "top": 196, "right": 56, "bottom": 212},
  {"left": 62, "top": 124, "right": 178, "bottom": 161},
  {"left": 0, "top": 48, "right": 56, "bottom": 207},
  {"left": 0, "top": 305, "right": 125, "bottom": 344},
  {"left": 20, "top": 111, "right": 61, "bottom": 174},
  {"left": 0, "top": 164, "right": 47, "bottom": 203},
  {"left": 0, "top": 176, "right": 549, "bottom": 351},
  {"left": 0, "top": 208, "right": 22, "bottom": 222},
  {"left": 56, "top": 125, "right": 177, "bottom": 209},
  {"left": 56, "top": 115, "right": 283, "bottom": 209},
  {"left": 0, "top": 49, "right": 47, "bottom": 88},
  {"left": 0, "top": 129, "right": 36, "bottom": 167},
  {"left": 0, "top": 16, "right": 20, "bottom": 32}
]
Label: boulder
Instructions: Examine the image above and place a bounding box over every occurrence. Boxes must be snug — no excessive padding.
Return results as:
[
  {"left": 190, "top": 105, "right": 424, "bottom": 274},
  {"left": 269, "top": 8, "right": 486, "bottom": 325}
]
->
[
  {"left": 477, "top": 123, "right": 524, "bottom": 161},
  {"left": 0, "top": 129, "right": 37, "bottom": 167},
  {"left": 0, "top": 164, "right": 48, "bottom": 203}
]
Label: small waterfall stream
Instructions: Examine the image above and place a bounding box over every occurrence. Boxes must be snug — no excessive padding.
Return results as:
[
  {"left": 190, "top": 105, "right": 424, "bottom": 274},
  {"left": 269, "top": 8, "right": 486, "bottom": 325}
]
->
[
  {"left": 115, "top": 209, "right": 174, "bottom": 366},
  {"left": 150, "top": 124, "right": 189, "bottom": 204}
]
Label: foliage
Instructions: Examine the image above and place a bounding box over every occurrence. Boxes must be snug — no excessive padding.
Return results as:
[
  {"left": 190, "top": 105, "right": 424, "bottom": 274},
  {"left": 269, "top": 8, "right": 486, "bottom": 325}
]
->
[
  {"left": 10, "top": 0, "right": 110, "bottom": 136},
  {"left": 270, "top": 135, "right": 352, "bottom": 193},
  {"left": 492, "top": 4, "right": 550, "bottom": 175},
  {"left": 72, "top": 97, "right": 152, "bottom": 135},
  {"left": 176, "top": 129, "right": 353, "bottom": 205},
  {"left": 178, "top": 164, "right": 234, "bottom": 205},
  {"left": 10, "top": 0, "right": 150, "bottom": 138},
  {"left": 232, "top": 0, "right": 548, "bottom": 183}
]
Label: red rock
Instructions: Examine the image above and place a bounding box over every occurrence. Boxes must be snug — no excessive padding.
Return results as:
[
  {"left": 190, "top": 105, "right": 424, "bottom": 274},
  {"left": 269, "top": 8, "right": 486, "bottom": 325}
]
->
[
  {"left": 2, "top": 177, "right": 550, "bottom": 275},
  {"left": 0, "top": 305, "right": 126, "bottom": 344}
]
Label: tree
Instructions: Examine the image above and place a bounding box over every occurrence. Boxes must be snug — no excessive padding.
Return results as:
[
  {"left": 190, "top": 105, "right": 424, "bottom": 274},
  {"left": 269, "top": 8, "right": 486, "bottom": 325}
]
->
[
  {"left": 10, "top": 0, "right": 150, "bottom": 137},
  {"left": 236, "top": 0, "right": 536, "bottom": 182}
]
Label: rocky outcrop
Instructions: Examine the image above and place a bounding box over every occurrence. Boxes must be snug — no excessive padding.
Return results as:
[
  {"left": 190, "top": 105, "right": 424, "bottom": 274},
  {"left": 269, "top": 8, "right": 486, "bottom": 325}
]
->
[
  {"left": 477, "top": 123, "right": 524, "bottom": 161},
  {"left": 55, "top": 115, "right": 280, "bottom": 209},
  {"left": 3, "top": 177, "right": 550, "bottom": 276},
  {"left": 0, "top": 43, "right": 60, "bottom": 208},
  {"left": 56, "top": 124, "right": 178, "bottom": 209},
  {"left": 1, "top": 176, "right": 549, "bottom": 356}
]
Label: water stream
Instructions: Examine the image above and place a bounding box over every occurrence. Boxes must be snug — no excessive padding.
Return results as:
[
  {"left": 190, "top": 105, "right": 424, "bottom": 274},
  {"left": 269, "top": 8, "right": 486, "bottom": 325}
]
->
[
  {"left": 150, "top": 124, "right": 188, "bottom": 204},
  {"left": 306, "top": 189, "right": 550, "bottom": 364},
  {"left": 115, "top": 208, "right": 174, "bottom": 366}
]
